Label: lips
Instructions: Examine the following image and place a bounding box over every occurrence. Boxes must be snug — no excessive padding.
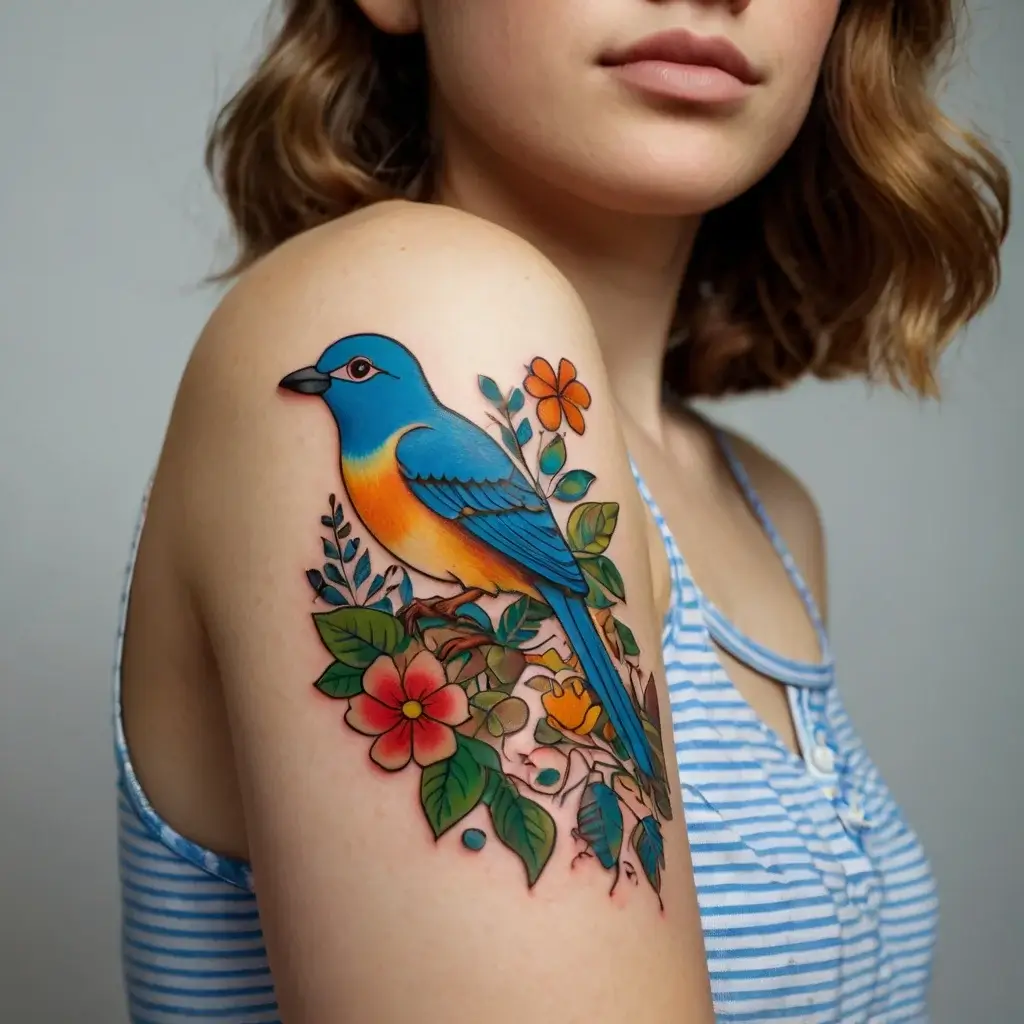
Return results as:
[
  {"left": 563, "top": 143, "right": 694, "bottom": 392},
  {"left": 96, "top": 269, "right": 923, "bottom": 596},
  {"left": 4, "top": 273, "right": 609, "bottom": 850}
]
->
[{"left": 601, "top": 28, "right": 762, "bottom": 87}]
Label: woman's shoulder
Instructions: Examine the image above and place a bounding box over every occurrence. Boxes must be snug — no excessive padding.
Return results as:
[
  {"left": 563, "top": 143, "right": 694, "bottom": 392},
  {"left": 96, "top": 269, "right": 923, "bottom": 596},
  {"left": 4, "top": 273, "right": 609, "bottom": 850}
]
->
[
  {"left": 716, "top": 426, "right": 819, "bottom": 518},
  {"left": 208, "top": 199, "right": 589, "bottom": 347},
  {"left": 174, "top": 200, "right": 602, "bottom": 451}
]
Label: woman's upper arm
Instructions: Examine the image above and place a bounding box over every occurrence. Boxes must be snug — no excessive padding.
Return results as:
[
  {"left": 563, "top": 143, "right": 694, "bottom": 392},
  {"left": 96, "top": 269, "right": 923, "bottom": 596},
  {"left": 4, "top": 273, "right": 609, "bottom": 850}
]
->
[{"left": 166, "top": 204, "right": 712, "bottom": 1024}]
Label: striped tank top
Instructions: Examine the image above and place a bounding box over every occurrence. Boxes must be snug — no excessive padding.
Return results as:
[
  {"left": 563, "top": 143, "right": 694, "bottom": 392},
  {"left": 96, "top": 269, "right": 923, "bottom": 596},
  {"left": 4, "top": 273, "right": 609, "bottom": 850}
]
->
[{"left": 113, "top": 433, "right": 938, "bottom": 1023}]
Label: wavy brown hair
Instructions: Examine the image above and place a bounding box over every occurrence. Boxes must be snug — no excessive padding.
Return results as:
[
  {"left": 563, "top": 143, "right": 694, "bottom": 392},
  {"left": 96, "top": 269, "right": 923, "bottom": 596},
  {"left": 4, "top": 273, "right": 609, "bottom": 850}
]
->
[{"left": 207, "top": 0, "right": 1010, "bottom": 398}]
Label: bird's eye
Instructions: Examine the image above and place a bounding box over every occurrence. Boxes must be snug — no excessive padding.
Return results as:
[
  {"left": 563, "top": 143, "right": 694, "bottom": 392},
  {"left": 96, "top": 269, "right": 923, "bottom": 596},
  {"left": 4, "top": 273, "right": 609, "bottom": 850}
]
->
[{"left": 338, "top": 357, "right": 378, "bottom": 382}]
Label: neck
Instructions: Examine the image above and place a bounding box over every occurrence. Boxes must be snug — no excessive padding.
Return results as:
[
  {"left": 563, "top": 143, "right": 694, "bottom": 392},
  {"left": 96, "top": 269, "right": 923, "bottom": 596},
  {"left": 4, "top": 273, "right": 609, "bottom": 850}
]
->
[{"left": 434, "top": 129, "right": 698, "bottom": 444}]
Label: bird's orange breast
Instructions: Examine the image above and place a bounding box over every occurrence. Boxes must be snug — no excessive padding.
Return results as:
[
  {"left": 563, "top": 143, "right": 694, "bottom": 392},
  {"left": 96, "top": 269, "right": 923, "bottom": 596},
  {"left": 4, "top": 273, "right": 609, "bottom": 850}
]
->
[{"left": 341, "top": 433, "right": 537, "bottom": 597}]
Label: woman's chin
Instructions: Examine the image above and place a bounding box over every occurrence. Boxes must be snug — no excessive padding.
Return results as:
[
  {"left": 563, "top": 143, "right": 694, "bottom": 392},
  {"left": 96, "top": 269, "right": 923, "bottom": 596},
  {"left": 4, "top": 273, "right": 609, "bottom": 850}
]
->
[
  {"left": 549, "top": 160, "right": 762, "bottom": 219},
  {"left": 511, "top": 130, "right": 772, "bottom": 218}
]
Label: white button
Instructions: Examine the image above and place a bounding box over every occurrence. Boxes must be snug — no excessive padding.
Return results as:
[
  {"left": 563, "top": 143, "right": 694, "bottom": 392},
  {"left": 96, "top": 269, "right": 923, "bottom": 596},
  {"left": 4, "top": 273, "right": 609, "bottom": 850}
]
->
[
  {"left": 810, "top": 744, "right": 835, "bottom": 775},
  {"left": 842, "top": 795, "right": 870, "bottom": 829}
]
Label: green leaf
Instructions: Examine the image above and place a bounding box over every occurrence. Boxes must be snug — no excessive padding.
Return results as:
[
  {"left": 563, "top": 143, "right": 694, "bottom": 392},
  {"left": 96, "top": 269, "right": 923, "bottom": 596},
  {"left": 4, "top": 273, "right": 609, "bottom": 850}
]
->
[
  {"left": 577, "top": 781, "right": 624, "bottom": 870},
  {"left": 483, "top": 692, "right": 528, "bottom": 733},
  {"left": 566, "top": 502, "right": 619, "bottom": 554},
  {"left": 496, "top": 596, "right": 552, "bottom": 646},
  {"left": 487, "top": 776, "right": 557, "bottom": 886},
  {"left": 643, "top": 673, "right": 661, "bottom": 732},
  {"left": 470, "top": 691, "right": 508, "bottom": 712},
  {"left": 538, "top": 435, "right": 567, "bottom": 476},
  {"left": 398, "top": 570, "right": 414, "bottom": 607},
  {"left": 630, "top": 817, "right": 665, "bottom": 895},
  {"left": 445, "top": 645, "right": 486, "bottom": 685},
  {"left": 614, "top": 618, "right": 640, "bottom": 658},
  {"left": 414, "top": 615, "right": 450, "bottom": 633},
  {"left": 507, "top": 387, "right": 525, "bottom": 414},
  {"left": 578, "top": 555, "right": 626, "bottom": 601},
  {"left": 457, "top": 602, "right": 493, "bottom": 633},
  {"left": 500, "top": 425, "right": 518, "bottom": 454},
  {"left": 534, "top": 718, "right": 566, "bottom": 746},
  {"left": 353, "top": 550, "right": 371, "bottom": 588},
  {"left": 516, "top": 419, "right": 533, "bottom": 446},
  {"left": 484, "top": 644, "right": 527, "bottom": 689},
  {"left": 481, "top": 767, "right": 503, "bottom": 806},
  {"left": 583, "top": 574, "right": 616, "bottom": 609},
  {"left": 420, "top": 738, "right": 487, "bottom": 838},
  {"left": 609, "top": 733, "right": 630, "bottom": 763},
  {"left": 640, "top": 721, "right": 673, "bottom": 821},
  {"left": 313, "top": 607, "right": 406, "bottom": 668},
  {"left": 458, "top": 734, "right": 502, "bottom": 773},
  {"left": 322, "top": 537, "right": 340, "bottom": 560},
  {"left": 314, "top": 660, "right": 364, "bottom": 698},
  {"left": 478, "top": 375, "right": 504, "bottom": 404},
  {"left": 469, "top": 691, "right": 530, "bottom": 737},
  {"left": 445, "top": 650, "right": 472, "bottom": 684},
  {"left": 552, "top": 469, "right": 596, "bottom": 503}
]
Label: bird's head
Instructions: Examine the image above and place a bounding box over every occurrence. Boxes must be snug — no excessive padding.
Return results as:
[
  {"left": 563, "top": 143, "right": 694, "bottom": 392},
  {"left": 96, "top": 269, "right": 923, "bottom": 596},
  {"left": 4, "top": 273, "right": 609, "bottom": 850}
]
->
[{"left": 279, "top": 333, "right": 434, "bottom": 449}]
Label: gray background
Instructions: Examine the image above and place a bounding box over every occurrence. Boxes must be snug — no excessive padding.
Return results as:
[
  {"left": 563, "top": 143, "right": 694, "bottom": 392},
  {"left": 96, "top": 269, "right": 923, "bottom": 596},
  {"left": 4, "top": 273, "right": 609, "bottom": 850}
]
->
[{"left": 0, "top": 1, "right": 1020, "bottom": 1021}]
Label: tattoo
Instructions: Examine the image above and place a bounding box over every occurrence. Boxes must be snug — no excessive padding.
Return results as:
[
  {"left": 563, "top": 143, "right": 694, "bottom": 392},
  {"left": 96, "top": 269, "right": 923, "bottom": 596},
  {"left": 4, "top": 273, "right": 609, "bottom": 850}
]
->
[{"left": 280, "top": 336, "right": 673, "bottom": 905}]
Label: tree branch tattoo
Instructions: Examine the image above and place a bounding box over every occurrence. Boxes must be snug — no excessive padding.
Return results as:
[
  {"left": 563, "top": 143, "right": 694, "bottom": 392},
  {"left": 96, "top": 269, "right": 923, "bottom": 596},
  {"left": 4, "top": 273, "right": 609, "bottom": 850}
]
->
[{"left": 280, "top": 335, "right": 673, "bottom": 905}]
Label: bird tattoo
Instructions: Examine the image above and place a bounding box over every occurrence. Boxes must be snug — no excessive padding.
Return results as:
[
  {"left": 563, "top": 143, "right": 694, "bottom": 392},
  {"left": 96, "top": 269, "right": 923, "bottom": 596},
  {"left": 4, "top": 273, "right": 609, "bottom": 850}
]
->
[{"left": 280, "top": 333, "right": 655, "bottom": 778}]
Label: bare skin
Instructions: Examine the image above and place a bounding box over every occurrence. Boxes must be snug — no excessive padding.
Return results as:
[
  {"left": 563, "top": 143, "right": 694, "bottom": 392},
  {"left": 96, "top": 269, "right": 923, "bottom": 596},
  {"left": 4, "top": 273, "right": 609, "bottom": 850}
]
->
[
  {"left": 124, "top": 0, "right": 839, "bottom": 881},
  {"left": 120, "top": 4, "right": 843, "bottom": 1018},
  {"left": 121, "top": 222, "right": 825, "bottom": 861},
  {"left": 121, "top": 380, "right": 824, "bottom": 864}
]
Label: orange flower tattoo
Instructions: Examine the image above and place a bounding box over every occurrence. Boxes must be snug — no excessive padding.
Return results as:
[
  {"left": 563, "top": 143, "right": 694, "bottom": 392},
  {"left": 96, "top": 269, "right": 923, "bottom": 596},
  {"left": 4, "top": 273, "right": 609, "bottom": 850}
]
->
[
  {"left": 524, "top": 357, "right": 592, "bottom": 435},
  {"left": 542, "top": 677, "right": 603, "bottom": 738}
]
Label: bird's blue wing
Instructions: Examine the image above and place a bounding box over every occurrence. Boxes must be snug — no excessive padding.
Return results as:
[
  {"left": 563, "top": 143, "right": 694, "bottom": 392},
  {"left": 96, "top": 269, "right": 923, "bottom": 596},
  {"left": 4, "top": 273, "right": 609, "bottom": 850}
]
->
[{"left": 396, "top": 416, "right": 587, "bottom": 594}]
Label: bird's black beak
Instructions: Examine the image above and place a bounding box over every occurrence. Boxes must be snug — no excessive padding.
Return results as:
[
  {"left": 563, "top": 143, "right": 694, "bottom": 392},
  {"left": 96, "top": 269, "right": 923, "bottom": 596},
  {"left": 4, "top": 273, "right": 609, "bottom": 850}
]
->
[{"left": 279, "top": 365, "right": 332, "bottom": 396}]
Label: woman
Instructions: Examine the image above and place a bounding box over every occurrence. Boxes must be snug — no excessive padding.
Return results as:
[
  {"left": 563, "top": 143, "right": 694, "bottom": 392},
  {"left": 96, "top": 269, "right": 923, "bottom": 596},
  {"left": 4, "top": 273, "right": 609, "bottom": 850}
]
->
[{"left": 114, "top": 1, "right": 1009, "bottom": 1021}]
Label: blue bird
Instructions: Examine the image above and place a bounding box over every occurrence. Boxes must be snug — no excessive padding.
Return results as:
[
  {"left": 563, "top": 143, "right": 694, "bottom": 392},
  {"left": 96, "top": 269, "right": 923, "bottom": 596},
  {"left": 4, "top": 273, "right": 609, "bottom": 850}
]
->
[{"left": 280, "top": 333, "right": 655, "bottom": 776}]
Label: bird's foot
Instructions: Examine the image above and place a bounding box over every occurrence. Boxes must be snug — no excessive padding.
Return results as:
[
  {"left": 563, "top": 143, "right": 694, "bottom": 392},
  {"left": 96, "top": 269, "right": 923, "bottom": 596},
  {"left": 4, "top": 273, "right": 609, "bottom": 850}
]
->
[
  {"left": 433, "top": 589, "right": 486, "bottom": 619},
  {"left": 400, "top": 597, "right": 445, "bottom": 634},
  {"left": 436, "top": 633, "right": 492, "bottom": 663},
  {"left": 400, "top": 589, "right": 487, "bottom": 634}
]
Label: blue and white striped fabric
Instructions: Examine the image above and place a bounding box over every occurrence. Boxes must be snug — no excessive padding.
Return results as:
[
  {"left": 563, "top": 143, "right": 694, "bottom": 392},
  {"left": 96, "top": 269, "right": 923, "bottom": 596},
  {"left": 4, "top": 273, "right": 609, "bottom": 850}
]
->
[
  {"left": 113, "top": 487, "right": 279, "bottom": 1024},
  {"left": 632, "top": 432, "right": 938, "bottom": 1022},
  {"left": 113, "top": 435, "right": 937, "bottom": 1023},
  {"left": 115, "top": 801, "right": 277, "bottom": 1024}
]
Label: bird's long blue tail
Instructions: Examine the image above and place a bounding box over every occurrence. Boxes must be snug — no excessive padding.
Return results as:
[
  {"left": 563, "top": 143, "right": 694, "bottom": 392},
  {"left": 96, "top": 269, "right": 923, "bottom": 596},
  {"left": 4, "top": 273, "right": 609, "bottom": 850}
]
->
[{"left": 538, "top": 585, "right": 654, "bottom": 777}]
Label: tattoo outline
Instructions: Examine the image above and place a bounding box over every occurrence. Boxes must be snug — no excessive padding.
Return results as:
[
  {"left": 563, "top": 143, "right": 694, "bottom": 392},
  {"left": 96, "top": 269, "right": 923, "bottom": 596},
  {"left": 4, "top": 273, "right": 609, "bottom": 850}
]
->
[{"left": 280, "top": 337, "right": 673, "bottom": 904}]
